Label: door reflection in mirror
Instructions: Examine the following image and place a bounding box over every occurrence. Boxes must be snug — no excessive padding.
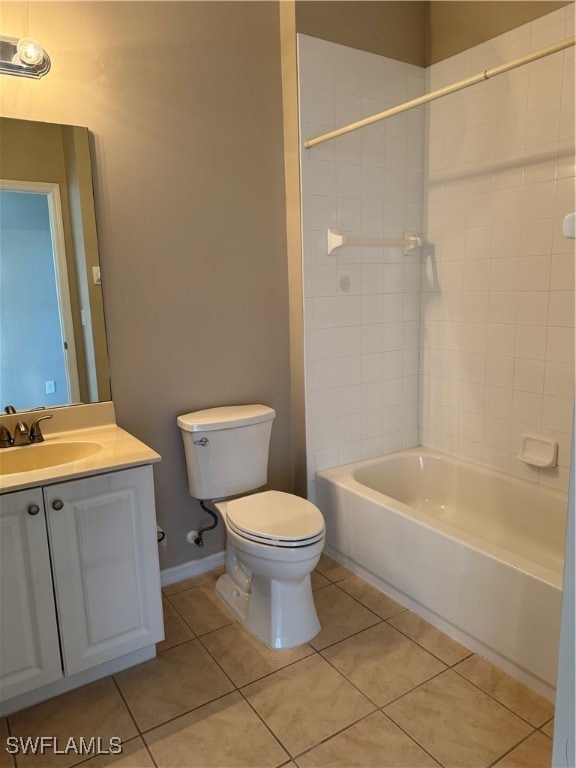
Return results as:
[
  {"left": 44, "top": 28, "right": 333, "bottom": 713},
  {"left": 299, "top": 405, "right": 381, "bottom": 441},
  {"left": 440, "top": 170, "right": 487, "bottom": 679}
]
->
[{"left": 1, "top": 184, "right": 80, "bottom": 409}]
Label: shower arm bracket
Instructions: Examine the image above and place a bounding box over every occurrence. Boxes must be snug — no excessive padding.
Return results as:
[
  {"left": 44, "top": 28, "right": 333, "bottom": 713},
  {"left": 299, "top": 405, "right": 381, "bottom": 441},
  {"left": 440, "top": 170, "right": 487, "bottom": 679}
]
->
[{"left": 327, "top": 228, "right": 423, "bottom": 256}]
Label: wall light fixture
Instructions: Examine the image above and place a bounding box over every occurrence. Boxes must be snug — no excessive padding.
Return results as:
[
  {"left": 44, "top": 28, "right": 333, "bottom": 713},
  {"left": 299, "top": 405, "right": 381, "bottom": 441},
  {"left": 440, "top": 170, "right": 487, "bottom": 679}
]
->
[{"left": 0, "top": 35, "right": 51, "bottom": 78}]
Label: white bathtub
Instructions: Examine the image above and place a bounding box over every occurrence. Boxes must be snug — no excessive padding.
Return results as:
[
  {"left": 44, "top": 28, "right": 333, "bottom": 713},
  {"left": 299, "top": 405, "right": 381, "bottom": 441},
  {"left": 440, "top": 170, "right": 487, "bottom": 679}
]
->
[{"left": 316, "top": 447, "right": 567, "bottom": 701}]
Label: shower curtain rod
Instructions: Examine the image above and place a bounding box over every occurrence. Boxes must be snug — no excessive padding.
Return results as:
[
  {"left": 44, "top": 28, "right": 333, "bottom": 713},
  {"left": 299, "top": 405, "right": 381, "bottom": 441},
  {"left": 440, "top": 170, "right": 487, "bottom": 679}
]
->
[{"left": 304, "top": 36, "right": 575, "bottom": 149}]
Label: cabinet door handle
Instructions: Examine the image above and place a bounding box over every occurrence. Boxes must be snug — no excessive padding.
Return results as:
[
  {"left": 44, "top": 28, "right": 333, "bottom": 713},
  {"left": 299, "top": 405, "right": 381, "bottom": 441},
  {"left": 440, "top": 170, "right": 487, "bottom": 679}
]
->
[
  {"left": 27, "top": 504, "right": 40, "bottom": 515},
  {"left": 52, "top": 499, "right": 64, "bottom": 511}
]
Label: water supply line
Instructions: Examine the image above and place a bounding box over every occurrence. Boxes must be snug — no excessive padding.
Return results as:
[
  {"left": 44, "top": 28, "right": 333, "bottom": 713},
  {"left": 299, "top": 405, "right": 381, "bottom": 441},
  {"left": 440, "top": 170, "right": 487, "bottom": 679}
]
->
[
  {"left": 193, "top": 500, "right": 219, "bottom": 547},
  {"left": 304, "top": 36, "right": 576, "bottom": 149}
]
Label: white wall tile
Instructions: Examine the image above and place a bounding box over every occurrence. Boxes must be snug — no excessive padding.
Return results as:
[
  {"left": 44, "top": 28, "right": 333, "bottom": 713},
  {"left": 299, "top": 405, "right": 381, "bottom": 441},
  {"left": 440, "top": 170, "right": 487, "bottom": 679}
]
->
[
  {"left": 546, "top": 326, "right": 575, "bottom": 363},
  {"left": 516, "top": 291, "right": 549, "bottom": 325},
  {"left": 548, "top": 291, "right": 575, "bottom": 327},
  {"left": 515, "top": 325, "right": 547, "bottom": 359},
  {"left": 544, "top": 361, "right": 575, "bottom": 398},
  {"left": 513, "top": 358, "right": 545, "bottom": 393},
  {"left": 300, "top": 20, "right": 573, "bottom": 494}
]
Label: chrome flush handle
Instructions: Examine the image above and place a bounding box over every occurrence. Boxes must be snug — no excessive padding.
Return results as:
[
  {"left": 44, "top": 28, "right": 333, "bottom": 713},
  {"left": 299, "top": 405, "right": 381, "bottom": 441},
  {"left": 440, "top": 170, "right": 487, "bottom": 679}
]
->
[{"left": 193, "top": 437, "right": 209, "bottom": 446}]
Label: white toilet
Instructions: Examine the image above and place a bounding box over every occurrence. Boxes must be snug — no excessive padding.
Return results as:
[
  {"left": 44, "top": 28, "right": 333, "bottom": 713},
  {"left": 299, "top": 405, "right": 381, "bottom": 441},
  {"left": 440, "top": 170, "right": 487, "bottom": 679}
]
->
[{"left": 177, "top": 404, "right": 325, "bottom": 649}]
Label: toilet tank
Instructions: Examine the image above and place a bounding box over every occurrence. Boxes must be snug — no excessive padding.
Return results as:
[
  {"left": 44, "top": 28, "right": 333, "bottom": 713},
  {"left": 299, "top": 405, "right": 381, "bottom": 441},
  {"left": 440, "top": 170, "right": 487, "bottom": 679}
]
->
[{"left": 177, "top": 404, "right": 275, "bottom": 500}]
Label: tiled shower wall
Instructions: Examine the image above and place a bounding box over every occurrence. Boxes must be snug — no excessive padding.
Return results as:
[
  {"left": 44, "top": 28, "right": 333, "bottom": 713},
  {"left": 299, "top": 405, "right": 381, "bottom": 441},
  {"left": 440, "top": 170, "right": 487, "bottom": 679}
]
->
[
  {"left": 299, "top": 6, "right": 575, "bottom": 500},
  {"left": 298, "top": 35, "right": 426, "bottom": 500},
  {"left": 421, "top": 6, "right": 575, "bottom": 492}
]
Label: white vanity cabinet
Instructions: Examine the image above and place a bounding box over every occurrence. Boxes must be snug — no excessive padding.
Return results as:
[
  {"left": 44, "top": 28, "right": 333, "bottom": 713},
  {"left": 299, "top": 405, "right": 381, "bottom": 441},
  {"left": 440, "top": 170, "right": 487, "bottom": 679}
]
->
[
  {"left": 0, "top": 488, "right": 63, "bottom": 698},
  {"left": 0, "top": 464, "right": 163, "bottom": 710}
]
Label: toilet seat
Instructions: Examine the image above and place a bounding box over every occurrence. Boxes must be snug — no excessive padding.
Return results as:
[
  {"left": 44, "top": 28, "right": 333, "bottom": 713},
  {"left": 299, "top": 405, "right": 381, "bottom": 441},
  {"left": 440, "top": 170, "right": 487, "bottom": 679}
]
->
[{"left": 225, "top": 490, "right": 325, "bottom": 548}]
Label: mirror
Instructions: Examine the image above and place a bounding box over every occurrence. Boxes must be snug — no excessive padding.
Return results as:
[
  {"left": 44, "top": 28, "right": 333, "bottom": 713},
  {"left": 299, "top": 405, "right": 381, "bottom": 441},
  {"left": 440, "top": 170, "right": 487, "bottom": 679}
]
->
[{"left": 0, "top": 117, "right": 111, "bottom": 412}]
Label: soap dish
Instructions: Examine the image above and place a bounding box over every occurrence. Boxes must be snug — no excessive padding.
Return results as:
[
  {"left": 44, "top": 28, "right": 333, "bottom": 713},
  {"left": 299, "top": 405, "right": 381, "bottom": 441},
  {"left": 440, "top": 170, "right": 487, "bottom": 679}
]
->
[{"left": 517, "top": 435, "right": 558, "bottom": 468}]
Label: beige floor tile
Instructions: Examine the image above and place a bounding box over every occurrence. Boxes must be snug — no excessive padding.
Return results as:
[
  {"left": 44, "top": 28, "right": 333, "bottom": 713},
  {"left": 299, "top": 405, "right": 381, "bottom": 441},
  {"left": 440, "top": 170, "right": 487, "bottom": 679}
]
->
[
  {"left": 162, "top": 567, "right": 225, "bottom": 596},
  {"left": 157, "top": 598, "right": 194, "bottom": 653},
  {"left": 337, "top": 575, "right": 406, "bottom": 620},
  {"left": 200, "top": 622, "right": 313, "bottom": 687},
  {"left": 309, "top": 585, "right": 381, "bottom": 650},
  {"left": 1, "top": 717, "right": 15, "bottom": 768},
  {"left": 310, "top": 571, "right": 330, "bottom": 591},
  {"left": 541, "top": 718, "right": 554, "bottom": 738},
  {"left": 384, "top": 670, "right": 532, "bottom": 768},
  {"left": 321, "top": 622, "right": 445, "bottom": 706},
  {"left": 296, "top": 711, "right": 439, "bottom": 768},
  {"left": 388, "top": 610, "right": 471, "bottom": 666},
  {"left": 168, "top": 580, "right": 236, "bottom": 635},
  {"left": 115, "top": 639, "right": 234, "bottom": 732},
  {"left": 8, "top": 678, "right": 137, "bottom": 768},
  {"left": 145, "top": 691, "right": 288, "bottom": 767},
  {"left": 243, "top": 654, "right": 375, "bottom": 757},
  {"left": 454, "top": 655, "right": 555, "bottom": 727},
  {"left": 493, "top": 731, "right": 552, "bottom": 767},
  {"left": 315, "top": 554, "right": 353, "bottom": 583},
  {"left": 75, "top": 737, "right": 154, "bottom": 768}
]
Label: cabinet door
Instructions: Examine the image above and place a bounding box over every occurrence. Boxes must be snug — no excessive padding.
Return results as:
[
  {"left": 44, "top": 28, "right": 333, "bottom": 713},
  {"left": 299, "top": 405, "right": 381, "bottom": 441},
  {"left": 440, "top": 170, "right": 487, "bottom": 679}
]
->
[
  {"left": 45, "top": 466, "right": 163, "bottom": 676},
  {"left": 0, "top": 489, "right": 63, "bottom": 699}
]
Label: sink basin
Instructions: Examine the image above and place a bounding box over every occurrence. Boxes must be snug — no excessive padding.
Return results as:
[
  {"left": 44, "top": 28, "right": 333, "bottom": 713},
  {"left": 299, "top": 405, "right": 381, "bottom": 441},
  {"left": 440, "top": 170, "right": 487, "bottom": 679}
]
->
[{"left": 0, "top": 441, "right": 103, "bottom": 475}]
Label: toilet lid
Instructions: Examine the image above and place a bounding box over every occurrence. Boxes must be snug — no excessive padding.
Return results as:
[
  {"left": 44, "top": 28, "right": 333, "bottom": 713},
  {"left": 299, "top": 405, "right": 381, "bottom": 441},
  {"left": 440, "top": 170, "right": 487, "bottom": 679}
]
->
[{"left": 226, "top": 491, "right": 325, "bottom": 546}]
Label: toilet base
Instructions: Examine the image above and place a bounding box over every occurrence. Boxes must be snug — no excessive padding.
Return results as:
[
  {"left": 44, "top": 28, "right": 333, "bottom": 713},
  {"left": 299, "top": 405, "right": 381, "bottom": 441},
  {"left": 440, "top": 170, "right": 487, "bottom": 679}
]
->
[{"left": 216, "top": 570, "right": 321, "bottom": 650}]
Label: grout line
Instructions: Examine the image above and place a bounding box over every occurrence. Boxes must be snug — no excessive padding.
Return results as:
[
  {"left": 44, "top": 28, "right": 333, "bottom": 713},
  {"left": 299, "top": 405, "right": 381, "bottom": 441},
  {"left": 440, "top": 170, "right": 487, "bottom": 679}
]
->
[
  {"left": 194, "top": 619, "right": 316, "bottom": 692},
  {"left": 139, "top": 735, "right": 160, "bottom": 768},
  {"left": 2, "top": 717, "right": 16, "bottom": 768},
  {"left": 11, "top": 559, "right": 551, "bottom": 768},
  {"left": 486, "top": 726, "right": 540, "bottom": 767},
  {"left": 320, "top": 578, "right": 390, "bottom": 622},
  {"left": 538, "top": 716, "right": 554, "bottom": 739},
  {"left": 311, "top": 617, "right": 385, "bottom": 653},
  {"left": 383, "top": 615, "right": 474, "bottom": 668},
  {"left": 112, "top": 674, "right": 143, "bottom": 735},
  {"left": 137, "top": 688, "right": 239, "bottom": 737},
  {"left": 289, "top": 710, "right": 381, "bottom": 763},
  {"left": 380, "top": 666, "right": 450, "bottom": 711},
  {"left": 237, "top": 689, "right": 292, "bottom": 764},
  {"left": 317, "top": 649, "right": 383, "bottom": 709},
  {"left": 379, "top": 710, "right": 445, "bottom": 768},
  {"left": 450, "top": 664, "right": 553, "bottom": 730}
]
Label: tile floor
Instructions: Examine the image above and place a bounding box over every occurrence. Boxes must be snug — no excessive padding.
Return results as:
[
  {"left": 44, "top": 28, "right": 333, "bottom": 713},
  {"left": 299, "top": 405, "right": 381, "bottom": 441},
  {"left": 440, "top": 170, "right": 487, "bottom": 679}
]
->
[{"left": 1, "top": 554, "right": 555, "bottom": 768}]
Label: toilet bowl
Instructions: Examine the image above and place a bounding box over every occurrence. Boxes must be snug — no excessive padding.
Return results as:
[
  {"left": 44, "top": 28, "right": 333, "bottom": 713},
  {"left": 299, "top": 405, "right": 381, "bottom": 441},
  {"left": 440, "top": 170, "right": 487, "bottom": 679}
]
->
[
  {"left": 215, "top": 490, "right": 325, "bottom": 649},
  {"left": 177, "top": 405, "right": 325, "bottom": 649}
]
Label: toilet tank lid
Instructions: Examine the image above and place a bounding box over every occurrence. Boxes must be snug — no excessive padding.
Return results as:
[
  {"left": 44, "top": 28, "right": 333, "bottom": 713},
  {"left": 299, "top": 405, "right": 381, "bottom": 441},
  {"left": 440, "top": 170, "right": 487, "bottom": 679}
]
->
[{"left": 177, "top": 404, "right": 276, "bottom": 432}]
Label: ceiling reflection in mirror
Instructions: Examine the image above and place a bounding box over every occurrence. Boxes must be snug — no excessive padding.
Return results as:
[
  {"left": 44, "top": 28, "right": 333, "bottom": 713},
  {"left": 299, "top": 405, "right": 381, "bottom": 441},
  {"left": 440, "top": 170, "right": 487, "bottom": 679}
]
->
[{"left": 0, "top": 117, "right": 111, "bottom": 413}]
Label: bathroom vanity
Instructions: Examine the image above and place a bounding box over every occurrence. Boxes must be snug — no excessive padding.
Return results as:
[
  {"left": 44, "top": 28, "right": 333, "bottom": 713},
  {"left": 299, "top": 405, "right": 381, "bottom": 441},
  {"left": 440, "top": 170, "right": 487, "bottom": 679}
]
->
[{"left": 0, "top": 403, "right": 164, "bottom": 716}]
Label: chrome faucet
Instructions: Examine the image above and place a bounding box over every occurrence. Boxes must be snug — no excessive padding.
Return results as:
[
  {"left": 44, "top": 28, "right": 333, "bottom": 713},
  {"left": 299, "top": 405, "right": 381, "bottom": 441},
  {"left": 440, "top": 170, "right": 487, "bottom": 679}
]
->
[
  {"left": 0, "top": 424, "right": 12, "bottom": 448},
  {"left": 29, "top": 414, "right": 53, "bottom": 443},
  {"left": 13, "top": 421, "right": 31, "bottom": 446},
  {"left": 0, "top": 414, "right": 53, "bottom": 447}
]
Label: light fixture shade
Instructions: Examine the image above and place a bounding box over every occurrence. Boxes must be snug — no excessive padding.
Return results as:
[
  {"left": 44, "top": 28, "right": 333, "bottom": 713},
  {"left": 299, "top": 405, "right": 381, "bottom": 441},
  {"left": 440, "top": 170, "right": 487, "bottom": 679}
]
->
[
  {"left": 0, "top": 35, "right": 51, "bottom": 78},
  {"left": 16, "top": 37, "right": 45, "bottom": 66}
]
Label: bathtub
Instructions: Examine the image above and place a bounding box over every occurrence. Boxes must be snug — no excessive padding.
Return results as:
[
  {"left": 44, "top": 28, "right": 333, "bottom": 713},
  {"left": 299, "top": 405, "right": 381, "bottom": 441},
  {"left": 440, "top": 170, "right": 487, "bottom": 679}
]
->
[{"left": 316, "top": 447, "right": 567, "bottom": 701}]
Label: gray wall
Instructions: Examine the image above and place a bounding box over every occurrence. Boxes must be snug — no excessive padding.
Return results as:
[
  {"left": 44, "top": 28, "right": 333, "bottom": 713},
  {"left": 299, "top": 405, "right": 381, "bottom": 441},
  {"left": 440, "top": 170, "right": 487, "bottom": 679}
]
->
[
  {"left": 295, "top": 1, "right": 571, "bottom": 65},
  {"left": 426, "top": 2, "right": 571, "bottom": 63},
  {"left": 296, "top": 2, "right": 427, "bottom": 65},
  {"left": 0, "top": 1, "right": 291, "bottom": 569}
]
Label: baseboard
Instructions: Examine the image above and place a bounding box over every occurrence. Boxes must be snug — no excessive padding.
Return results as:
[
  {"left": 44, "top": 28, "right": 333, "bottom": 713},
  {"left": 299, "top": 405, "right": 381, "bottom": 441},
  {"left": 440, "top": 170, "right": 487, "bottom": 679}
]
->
[{"left": 160, "top": 551, "right": 226, "bottom": 587}]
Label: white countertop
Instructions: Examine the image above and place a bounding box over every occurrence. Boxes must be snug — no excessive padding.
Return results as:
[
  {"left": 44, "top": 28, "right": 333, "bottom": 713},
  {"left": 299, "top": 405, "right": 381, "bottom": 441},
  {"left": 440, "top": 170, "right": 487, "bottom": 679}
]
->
[{"left": 0, "top": 404, "right": 160, "bottom": 493}]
